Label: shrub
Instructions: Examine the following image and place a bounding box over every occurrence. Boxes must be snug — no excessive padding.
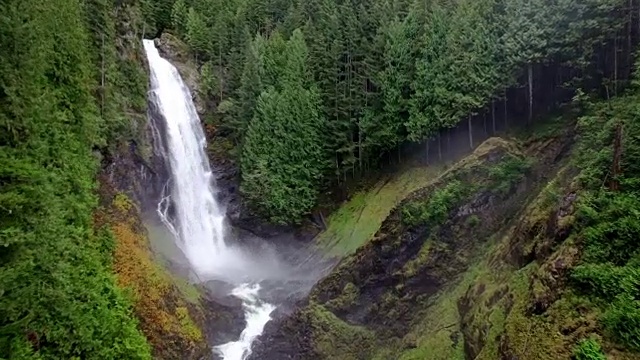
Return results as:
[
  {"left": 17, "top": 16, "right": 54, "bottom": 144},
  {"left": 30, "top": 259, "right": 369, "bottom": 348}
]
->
[{"left": 573, "top": 338, "right": 606, "bottom": 360}]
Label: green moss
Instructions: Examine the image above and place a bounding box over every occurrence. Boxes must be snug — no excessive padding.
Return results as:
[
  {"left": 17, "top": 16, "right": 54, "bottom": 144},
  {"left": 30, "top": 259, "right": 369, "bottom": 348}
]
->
[
  {"left": 302, "top": 136, "right": 583, "bottom": 360},
  {"left": 176, "top": 306, "right": 203, "bottom": 342},
  {"left": 402, "top": 180, "right": 469, "bottom": 227},
  {"left": 466, "top": 214, "right": 481, "bottom": 228},
  {"left": 487, "top": 154, "right": 532, "bottom": 195},
  {"left": 393, "top": 205, "right": 565, "bottom": 360},
  {"left": 305, "top": 303, "right": 378, "bottom": 359},
  {"left": 396, "top": 275, "right": 473, "bottom": 360},
  {"left": 316, "top": 165, "right": 445, "bottom": 256},
  {"left": 401, "top": 240, "right": 433, "bottom": 277},
  {"left": 114, "top": 193, "right": 134, "bottom": 212},
  {"left": 326, "top": 282, "right": 359, "bottom": 311},
  {"left": 171, "top": 274, "right": 202, "bottom": 305}
]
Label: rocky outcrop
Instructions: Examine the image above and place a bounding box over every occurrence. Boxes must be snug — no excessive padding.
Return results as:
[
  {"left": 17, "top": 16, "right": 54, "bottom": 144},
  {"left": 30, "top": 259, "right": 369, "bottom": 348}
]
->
[
  {"left": 249, "top": 137, "right": 540, "bottom": 359},
  {"left": 155, "top": 33, "right": 206, "bottom": 116},
  {"left": 247, "top": 125, "right": 597, "bottom": 360}
]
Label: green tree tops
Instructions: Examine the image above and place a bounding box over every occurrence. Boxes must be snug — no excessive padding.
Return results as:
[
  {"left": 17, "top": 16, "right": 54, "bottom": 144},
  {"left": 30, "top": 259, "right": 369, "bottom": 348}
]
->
[{"left": 241, "top": 30, "right": 327, "bottom": 223}]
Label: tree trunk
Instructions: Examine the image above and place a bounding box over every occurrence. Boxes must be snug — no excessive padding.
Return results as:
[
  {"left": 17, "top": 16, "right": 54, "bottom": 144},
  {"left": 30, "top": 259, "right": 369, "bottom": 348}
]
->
[
  {"left": 483, "top": 113, "right": 487, "bottom": 135},
  {"left": 623, "top": 0, "right": 633, "bottom": 77},
  {"left": 425, "top": 140, "right": 430, "bottom": 164},
  {"left": 614, "top": 37, "right": 618, "bottom": 96},
  {"left": 504, "top": 89, "right": 508, "bottom": 130},
  {"left": 468, "top": 115, "right": 473, "bottom": 149},
  {"left": 358, "top": 121, "right": 362, "bottom": 173},
  {"left": 492, "top": 99, "right": 496, "bottom": 134},
  {"left": 528, "top": 63, "right": 533, "bottom": 123},
  {"left": 335, "top": 155, "right": 340, "bottom": 184}
]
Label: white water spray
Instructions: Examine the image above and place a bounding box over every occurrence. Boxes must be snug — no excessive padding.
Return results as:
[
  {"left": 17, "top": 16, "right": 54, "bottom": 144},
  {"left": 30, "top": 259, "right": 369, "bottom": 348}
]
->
[
  {"left": 215, "top": 284, "right": 276, "bottom": 360},
  {"left": 144, "top": 39, "right": 274, "bottom": 360}
]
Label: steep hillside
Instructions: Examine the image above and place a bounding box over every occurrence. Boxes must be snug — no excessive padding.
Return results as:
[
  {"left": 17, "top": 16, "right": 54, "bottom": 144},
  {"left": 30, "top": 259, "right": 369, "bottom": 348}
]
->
[
  {"left": 315, "top": 164, "right": 445, "bottom": 257},
  {"left": 0, "top": 1, "right": 219, "bottom": 358},
  {"left": 249, "top": 98, "right": 640, "bottom": 359}
]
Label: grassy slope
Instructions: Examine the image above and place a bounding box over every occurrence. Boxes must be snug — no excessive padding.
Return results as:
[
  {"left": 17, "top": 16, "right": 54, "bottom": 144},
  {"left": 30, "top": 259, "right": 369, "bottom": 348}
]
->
[
  {"left": 316, "top": 164, "right": 446, "bottom": 256},
  {"left": 392, "top": 118, "right": 577, "bottom": 360},
  {"left": 250, "top": 135, "right": 539, "bottom": 360},
  {"left": 395, "top": 169, "right": 571, "bottom": 360},
  {"left": 390, "top": 107, "right": 640, "bottom": 360}
]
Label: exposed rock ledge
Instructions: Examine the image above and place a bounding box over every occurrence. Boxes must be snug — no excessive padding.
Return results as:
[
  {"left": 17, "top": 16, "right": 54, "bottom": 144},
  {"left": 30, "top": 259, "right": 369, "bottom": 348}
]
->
[{"left": 154, "top": 33, "right": 205, "bottom": 116}]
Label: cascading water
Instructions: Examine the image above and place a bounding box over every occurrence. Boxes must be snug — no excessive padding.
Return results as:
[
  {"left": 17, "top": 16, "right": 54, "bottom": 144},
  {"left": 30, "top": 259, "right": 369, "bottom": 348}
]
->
[{"left": 143, "top": 39, "right": 274, "bottom": 360}]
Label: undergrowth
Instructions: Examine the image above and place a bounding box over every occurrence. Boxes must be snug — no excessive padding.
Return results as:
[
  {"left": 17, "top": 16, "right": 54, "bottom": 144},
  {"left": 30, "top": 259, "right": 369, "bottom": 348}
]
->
[
  {"left": 568, "top": 85, "right": 640, "bottom": 351},
  {"left": 99, "top": 192, "right": 205, "bottom": 357},
  {"left": 317, "top": 165, "right": 444, "bottom": 256},
  {"left": 573, "top": 338, "right": 606, "bottom": 360},
  {"left": 402, "top": 151, "right": 530, "bottom": 227},
  {"left": 402, "top": 180, "right": 469, "bottom": 227}
]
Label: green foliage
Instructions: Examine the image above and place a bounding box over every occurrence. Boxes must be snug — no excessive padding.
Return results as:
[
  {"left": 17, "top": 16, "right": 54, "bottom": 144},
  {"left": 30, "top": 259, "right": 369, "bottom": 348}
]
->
[
  {"left": 402, "top": 180, "right": 468, "bottom": 227},
  {"left": 0, "top": 0, "right": 151, "bottom": 358},
  {"left": 573, "top": 338, "right": 606, "bottom": 360},
  {"left": 140, "top": 0, "right": 175, "bottom": 36},
  {"left": 466, "top": 214, "right": 481, "bottom": 228},
  {"left": 567, "top": 71, "right": 640, "bottom": 351},
  {"left": 402, "top": 149, "right": 531, "bottom": 228},
  {"left": 601, "top": 293, "right": 640, "bottom": 350},
  {"left": 185, "top": 7, "right": 210, "bottom": 55},
  {"left": 240, "top": 29, "right": 328, "bottom": 223},
  {"left": 169, "top": 0, "right": 628, "bottom": 224},
  {"left": 171, "top": 0, "right": 188, "bottom": 35},
  {"left": 488, "top": 155, "right": 532, "bottom": 194}
]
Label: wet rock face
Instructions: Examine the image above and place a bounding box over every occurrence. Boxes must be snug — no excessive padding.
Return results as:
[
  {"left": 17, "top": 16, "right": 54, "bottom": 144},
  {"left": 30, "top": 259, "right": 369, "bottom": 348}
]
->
[
  {"left": 101, "top": 140, "right": 165, "bottom": 215},
  {"left": 154, "top": 33, "right": 205, "bottom": 116},
  {"left": 201, "top": 290, "right": 246, "bottom": 348}
]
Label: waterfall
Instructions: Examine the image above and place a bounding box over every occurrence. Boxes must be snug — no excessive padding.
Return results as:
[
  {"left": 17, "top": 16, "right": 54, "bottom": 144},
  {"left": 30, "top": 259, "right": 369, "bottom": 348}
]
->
[
  {"left": 143, "top": 39, "right": 274, "bottom": 360},
  {"left": 144, "top": 39, "right": 226, "bottom": 276}
]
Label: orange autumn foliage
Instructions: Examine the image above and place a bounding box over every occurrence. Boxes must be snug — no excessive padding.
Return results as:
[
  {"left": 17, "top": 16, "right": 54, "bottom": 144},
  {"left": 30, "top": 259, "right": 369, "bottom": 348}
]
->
[{"left": 94, "top": 181, "right": 207, "bottom": 360}]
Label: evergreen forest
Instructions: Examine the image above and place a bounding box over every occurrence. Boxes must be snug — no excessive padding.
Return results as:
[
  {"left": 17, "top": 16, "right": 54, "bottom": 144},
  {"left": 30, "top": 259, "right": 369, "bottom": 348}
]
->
[
  {"left": 168, "top": 0, "right": 634, "bottom": 224},
  {"left": 2, "top": 0, "right": 640, "bottom": 358}
]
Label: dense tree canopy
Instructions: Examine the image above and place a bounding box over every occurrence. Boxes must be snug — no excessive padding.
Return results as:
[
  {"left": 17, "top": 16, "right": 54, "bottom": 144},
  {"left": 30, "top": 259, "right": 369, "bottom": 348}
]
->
[
  {"left": 0, "top": 0, "right": 150, "bottom": 358},
  {"left": 166, "top": 0, "right": 631, "bottom": 223},
  {"left": 240, "top": 30, "right": 327, "bottom": 223},
  {"left": 1, "top": 0, "right": 639, "bottom": 356}
]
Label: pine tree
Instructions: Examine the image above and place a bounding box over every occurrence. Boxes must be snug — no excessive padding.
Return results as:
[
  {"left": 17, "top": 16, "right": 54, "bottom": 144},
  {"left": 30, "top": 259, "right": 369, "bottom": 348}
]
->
[
  {"left": 234, "top": 33, "right": 266, "bottom": 143},
  {"left": 185, "top": 6, "right": 210, "bottom": 56},
  {"left": 241, "top": 29, "right": 327, "bottom": 223}
]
